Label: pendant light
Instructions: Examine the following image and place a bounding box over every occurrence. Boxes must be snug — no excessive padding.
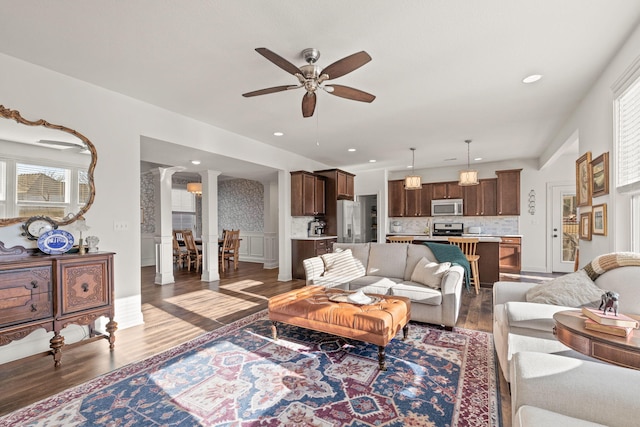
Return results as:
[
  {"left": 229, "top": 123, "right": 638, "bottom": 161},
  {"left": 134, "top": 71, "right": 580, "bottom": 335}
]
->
[
  {"left": 404, "top": 148, "right": 422, "bottom": 190},
  {"left": 187, "top": 182, "right": 202, "bottom": 195},
  {"left": 458, "top": 139, "right": 479, "bottom": 186}
]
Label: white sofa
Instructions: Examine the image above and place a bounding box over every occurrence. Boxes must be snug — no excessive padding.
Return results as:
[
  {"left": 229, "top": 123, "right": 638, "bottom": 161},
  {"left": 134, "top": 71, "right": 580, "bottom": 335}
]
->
[
  {"left": 511, "top": 352, "right": 640, "bottom": 427},
  {"left": 493, "top": 253, "right": 640, "bottom": 382},
  {"left": 302, "top": 242, "right": 465, "bottom": 328}
]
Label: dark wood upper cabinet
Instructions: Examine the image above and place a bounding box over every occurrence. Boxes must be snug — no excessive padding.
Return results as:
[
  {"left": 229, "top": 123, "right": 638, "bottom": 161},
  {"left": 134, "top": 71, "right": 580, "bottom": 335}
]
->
[
  {"left": 315, "top": 169, "right": 355, "bottom": 201},
  {"left": 291, "top": 171, "right": 324, "bottom": 216},
  {"left": 388, "top": 180, "right": 406, "bottom": 217},
  {"left": 496, "top": 169, "right": 522, "bottom": 215},
  {"left": 420, "top": 183, "right": 433, "bottom": 217},
  {"left": 464, "top": 179, "right": 497, "bottom": 216},
  {"left": 432, "top": 181, "right": 463, "bottom": 199}
]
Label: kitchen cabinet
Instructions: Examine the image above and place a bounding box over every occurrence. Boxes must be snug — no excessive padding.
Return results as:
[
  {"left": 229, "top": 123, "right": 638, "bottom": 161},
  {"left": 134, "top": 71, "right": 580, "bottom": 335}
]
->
[
  {"left": 291, "top": 171, "right": 325, "bottom": 216},
  {"left": 499, "top": 236, "right": 522, "bottom": 273},
  {"left": 388, "top": 179, "right": 406, "bottom": 217},
  {"left": 432, "top": 181, "right": 463, "bottom": 200},
  {"left": 464, "top": 178, "right": 497, "bottom": 216},
  {"left": 496, "top": 169, "right": 522, "bottom": 215},
  {"left": 0, "top": 251, "right": 116, "bottom": 367},
  {"left": 389, "top": 181, "right": 432, "bottom": 217},
  {"left": 291, "top": 238, "right": 337, "bottom": 279},
  {"left": 315, "top": 168, "right": 354, "bottom": 201},
  {"left": 420, "top": 183, "right": 433, "bottom": 217}
]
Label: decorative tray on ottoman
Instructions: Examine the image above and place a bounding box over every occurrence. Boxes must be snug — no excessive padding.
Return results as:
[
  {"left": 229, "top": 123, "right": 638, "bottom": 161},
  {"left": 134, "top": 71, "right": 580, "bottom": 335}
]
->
[{"left": 328, "top": 290, "right": 381, "bottom": 305}]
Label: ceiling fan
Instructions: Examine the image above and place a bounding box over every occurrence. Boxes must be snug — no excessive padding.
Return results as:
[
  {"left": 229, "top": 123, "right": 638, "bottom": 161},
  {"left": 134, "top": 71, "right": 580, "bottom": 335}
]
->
[{"left": 242, "top": 48, "right": 376, "bottom": 117}]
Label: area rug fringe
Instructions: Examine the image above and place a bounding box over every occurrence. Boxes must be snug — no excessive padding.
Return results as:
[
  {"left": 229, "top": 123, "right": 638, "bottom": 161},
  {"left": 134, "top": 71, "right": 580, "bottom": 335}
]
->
[{"left": 0, "top": 311, "right": 501, "bottom": 426}]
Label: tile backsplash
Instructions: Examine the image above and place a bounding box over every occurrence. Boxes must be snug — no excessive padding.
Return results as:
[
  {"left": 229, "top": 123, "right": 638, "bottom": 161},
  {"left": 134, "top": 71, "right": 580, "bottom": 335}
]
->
[{"left": 389, "top": 216, "right": 519, "bottom": 235}]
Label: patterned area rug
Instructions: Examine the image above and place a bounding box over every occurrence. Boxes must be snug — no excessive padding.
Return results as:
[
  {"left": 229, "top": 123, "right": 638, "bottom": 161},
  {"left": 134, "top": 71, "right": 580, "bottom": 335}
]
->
[{"left": 1, "top": 311, "right": 500, "bottom": 426}]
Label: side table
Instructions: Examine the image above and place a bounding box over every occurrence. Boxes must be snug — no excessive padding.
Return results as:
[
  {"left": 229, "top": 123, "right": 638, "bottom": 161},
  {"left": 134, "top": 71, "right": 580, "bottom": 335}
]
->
[{"left": 553, "top": 310, "right": 640, "bottom": 370}]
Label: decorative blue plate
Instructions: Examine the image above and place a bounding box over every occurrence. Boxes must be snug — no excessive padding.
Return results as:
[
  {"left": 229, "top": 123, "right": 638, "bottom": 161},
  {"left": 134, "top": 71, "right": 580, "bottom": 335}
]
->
[{"left": 37, "top": 230, "right": 74, "bottom": 255}]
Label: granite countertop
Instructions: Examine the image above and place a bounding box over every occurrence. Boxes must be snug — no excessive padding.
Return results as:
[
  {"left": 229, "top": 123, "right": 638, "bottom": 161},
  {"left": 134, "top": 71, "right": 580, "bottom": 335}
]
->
[{"left": 291, "top": 235, "right": 338, "bottom": 241}]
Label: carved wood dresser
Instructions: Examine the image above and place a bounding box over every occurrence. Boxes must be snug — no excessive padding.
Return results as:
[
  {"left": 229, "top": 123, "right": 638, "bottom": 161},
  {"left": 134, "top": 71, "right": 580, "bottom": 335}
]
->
[{"left": 0, "top": 243, "right": 116, "bottom": 367}]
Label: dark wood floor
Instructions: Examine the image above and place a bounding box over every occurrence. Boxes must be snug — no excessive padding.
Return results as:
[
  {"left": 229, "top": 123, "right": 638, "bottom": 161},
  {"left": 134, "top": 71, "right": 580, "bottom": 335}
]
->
[{"left": 0, "top": 262, "right": 522, "bottom": 426}]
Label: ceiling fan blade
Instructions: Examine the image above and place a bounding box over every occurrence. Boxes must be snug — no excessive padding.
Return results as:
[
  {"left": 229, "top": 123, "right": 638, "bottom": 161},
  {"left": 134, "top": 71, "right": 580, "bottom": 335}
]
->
[
  {"left": 325, "top": 85, "right": 376, "bottom": 103},
  {"left": 302, "top": 92, "right": 316, "bottom": 117},
  {"left": 255, "top": 47, "right": 302, "bottom": 76},
  {"left": 320, "top": 51, "right": 372, "bottom": 80},
  {"left": 242, "top": 85, "right": 299, "bottom": 97}
]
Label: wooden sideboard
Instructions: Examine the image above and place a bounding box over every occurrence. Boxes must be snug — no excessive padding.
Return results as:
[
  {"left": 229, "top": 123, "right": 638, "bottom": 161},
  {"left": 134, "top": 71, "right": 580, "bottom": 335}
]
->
[{"left": 0, "top": 248, "right": 116, "bottom": 367}]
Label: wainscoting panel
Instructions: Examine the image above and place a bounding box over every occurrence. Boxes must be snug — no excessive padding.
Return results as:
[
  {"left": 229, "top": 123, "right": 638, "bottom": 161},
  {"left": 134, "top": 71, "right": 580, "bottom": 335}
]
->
[
  {"left": 239, "top": 231, "right": 265, "bottom": 264},
  {"left": 141, "top": 233, "right": 156, "bottom": 267}
]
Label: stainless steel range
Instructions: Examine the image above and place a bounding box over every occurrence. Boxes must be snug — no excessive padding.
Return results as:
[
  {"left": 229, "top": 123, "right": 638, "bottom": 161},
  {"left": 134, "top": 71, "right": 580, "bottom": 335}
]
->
[{"left": 432, "top": 222, "right": 464, "bottom": 237}]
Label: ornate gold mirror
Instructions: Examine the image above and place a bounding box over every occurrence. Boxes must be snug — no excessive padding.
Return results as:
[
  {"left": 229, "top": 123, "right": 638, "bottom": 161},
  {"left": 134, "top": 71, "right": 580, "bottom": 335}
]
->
[{"left": 0, "top": 105, "right": 96, "bottom": 227}]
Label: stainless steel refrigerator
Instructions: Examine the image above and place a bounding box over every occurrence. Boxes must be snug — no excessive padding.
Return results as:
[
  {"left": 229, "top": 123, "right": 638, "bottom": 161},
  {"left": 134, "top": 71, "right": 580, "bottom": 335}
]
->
[{"left": 337, "top": 199, "right": 368, "bottom": 243}]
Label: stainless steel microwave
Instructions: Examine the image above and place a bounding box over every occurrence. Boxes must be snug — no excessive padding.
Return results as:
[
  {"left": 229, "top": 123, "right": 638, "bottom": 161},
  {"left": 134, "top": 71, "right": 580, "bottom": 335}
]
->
[{"left": 431, "top": 198, "right": 464, "bottom": 216}]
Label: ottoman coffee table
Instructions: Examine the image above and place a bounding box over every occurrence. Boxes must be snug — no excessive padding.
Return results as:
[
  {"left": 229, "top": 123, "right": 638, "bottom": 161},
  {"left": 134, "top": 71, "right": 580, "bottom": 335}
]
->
[{"left": 268, "top": 285, "right": 411, "bottom": 370}]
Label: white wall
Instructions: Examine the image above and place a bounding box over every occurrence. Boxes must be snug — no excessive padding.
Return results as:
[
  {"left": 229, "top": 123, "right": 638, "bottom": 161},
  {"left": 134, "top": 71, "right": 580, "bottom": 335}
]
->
[
  {"left": 0, "top": 52, "right": 327, "bottom": 338},
  {"left": 544, "top": 24, "right": 640, "bottom": 265}
]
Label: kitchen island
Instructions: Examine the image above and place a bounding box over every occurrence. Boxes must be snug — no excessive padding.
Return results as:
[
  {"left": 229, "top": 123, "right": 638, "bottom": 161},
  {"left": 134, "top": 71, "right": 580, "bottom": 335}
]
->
[{"left": 386, "top": 233, "right": 501, "bottom": 287}]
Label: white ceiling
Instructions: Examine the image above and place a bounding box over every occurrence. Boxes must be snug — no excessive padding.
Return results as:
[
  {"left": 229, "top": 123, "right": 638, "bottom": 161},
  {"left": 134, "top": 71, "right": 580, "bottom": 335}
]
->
[{"left": 1, "top": 1, "right": 639, "bottom": 180}]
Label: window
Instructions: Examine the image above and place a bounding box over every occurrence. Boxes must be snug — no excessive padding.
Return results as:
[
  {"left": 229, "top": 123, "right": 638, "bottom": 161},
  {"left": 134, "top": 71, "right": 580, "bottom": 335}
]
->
[
  {"left": 16, "top": 163, "right": 70, "bottom": 218},
  {"left": 614, "top": 57, "right": 640, "bottom": 251},
  {"left": 615, "top": 65, "right": 640, "bottom": 193}
]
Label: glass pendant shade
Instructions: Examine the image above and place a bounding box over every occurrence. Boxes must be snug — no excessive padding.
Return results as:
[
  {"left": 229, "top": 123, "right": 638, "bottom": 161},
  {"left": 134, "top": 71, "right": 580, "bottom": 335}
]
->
[
  {"left": 404, "top": 147, "right": 422, "bottom": 190},
  {"left": 458, "top": 139, "right": 479, "bottom": 186},
  {"left": 187, "top": 182, "right": 202, "bottom": 195}
]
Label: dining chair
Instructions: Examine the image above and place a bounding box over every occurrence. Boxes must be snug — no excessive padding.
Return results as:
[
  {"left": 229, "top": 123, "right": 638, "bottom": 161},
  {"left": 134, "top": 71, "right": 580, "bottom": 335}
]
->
[
  {"left": 448, "top": 237, "right": 480, "bottom": 294},
  {"left": 220, "top": 229, "right": 240, "bottom": 272},
  {"left": 183, "top": 230, "right": 202, "bottom": 272},
  {"left": 387, "top": 235, "right": 414, "bottom": 243},
  {"left": 172, "top": 233, "right": 187, "bottom": 268}
]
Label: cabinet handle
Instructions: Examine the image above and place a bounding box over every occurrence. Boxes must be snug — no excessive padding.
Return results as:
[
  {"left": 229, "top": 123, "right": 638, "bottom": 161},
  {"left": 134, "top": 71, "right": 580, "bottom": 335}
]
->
[
  {"left": 31, "top": 280, "right": 38, "bottom": 288},
  {"left": 31, "top": 304, "right": 37, "bottom": 312},
  {"left": 81, "top": 283, "right": 90, "bottom": 292}
]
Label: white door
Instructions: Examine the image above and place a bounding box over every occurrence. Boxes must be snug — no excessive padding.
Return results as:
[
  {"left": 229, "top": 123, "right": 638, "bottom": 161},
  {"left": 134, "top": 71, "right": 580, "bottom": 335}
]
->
[{"left": 551, "top": 185, "right": 578, "bottom": 272}]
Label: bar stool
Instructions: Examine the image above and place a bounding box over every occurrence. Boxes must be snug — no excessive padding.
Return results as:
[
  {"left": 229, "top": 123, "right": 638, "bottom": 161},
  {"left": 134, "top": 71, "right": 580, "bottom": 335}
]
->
[
  {"left": 387, "top": 235, "right": 414, "bottom": 243},
  {"left": 448, "top": 237, "right": 480, "bottom": 294}
]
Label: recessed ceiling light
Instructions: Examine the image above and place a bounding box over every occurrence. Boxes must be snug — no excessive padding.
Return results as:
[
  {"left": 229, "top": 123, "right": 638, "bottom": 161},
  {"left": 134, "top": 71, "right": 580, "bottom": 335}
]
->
[
  {"left": 444, "top": 157, "right": 457, "bottom": 161},
  {"left": 522, "top": 74, "right": 542, "bottom": 84},
  {"left": 191, "top": 160, "right": 201, "bottom": 165},
  {"left": 369, "top": 159, "right": 376, "bottom": 163},
  {"left": 348, "top": 148, "right": 356, "bottom": 152},
  {"left": 273, "top": 131, "right": 284, "bottom": 136},
  {"left": 474, "top": 157, "right": 483, "bottom": 161}
]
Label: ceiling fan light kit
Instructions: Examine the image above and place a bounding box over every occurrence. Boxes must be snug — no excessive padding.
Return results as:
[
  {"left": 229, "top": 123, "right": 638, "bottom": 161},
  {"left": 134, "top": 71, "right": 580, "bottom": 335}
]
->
[
  {"left": 404, "top": 148, "right": 422, "bottom": 190},
  {"left": 242, "top": 47, "right": 375, "bottom": 117},
  {"left": 458, "top": 139, "right": 479, "bottom": 186}
]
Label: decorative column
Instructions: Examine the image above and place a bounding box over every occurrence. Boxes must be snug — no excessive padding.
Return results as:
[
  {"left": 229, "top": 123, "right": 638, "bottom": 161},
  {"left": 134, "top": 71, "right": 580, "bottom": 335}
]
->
[
  {"left": 262, "top": 177, "right": 279, "bottom": 269},
  {"left": 152, "top": 166, "right": 182, "bottom": 285},
  {"left": 200, "top": 170, "right": 221, "bottom": 282},
  {"left": 278, "top": 170, "right": 292, "bottom": 281}
]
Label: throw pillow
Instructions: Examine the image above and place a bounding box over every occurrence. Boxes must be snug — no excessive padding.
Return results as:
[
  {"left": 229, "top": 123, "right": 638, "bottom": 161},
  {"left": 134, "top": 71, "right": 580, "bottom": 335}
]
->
[
  {"left": 525, "top": 269, "right": 604, "bottom": 307},
  {"left": 321, "top": 249, "right": 364, "bottom": 277},
  {"left": 410, "top": 257, "right": 451, "bottom": 289}
]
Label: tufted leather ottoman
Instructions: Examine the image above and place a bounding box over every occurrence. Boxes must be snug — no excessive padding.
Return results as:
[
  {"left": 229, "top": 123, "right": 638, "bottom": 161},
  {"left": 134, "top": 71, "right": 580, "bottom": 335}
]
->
[{"left": 268, "top": 285, "right": 411, "bottom": 370}]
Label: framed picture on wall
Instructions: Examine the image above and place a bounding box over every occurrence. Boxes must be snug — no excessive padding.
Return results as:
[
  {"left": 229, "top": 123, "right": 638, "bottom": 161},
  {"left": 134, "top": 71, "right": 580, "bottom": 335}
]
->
[
  {"left": 592, "top": 204, "right": 607, "bottom": 236},
  {"left": 576, "top": 151, "right": 592, "bottom": 207},
  {"left": 579, "top": 212, "right": 592, "bottom": 240},
  {"left": 591, "top": 152, "right": 609, "bottom": 197}
]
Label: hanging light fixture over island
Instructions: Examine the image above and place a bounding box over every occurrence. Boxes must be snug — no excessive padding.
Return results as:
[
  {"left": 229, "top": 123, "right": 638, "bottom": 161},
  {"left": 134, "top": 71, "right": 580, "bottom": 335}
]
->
[
  {"left": 404, "top": 147, "right": 422, "bottom": 190},
  {"left": 458, "top": 139, "right": 479, "bottom": 186}
]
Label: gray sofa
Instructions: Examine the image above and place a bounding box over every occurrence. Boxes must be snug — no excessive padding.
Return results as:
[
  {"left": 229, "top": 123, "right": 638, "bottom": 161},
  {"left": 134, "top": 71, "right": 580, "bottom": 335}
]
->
[{"left": 302, "top": 242, "right": 465, "bottom": 328}]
